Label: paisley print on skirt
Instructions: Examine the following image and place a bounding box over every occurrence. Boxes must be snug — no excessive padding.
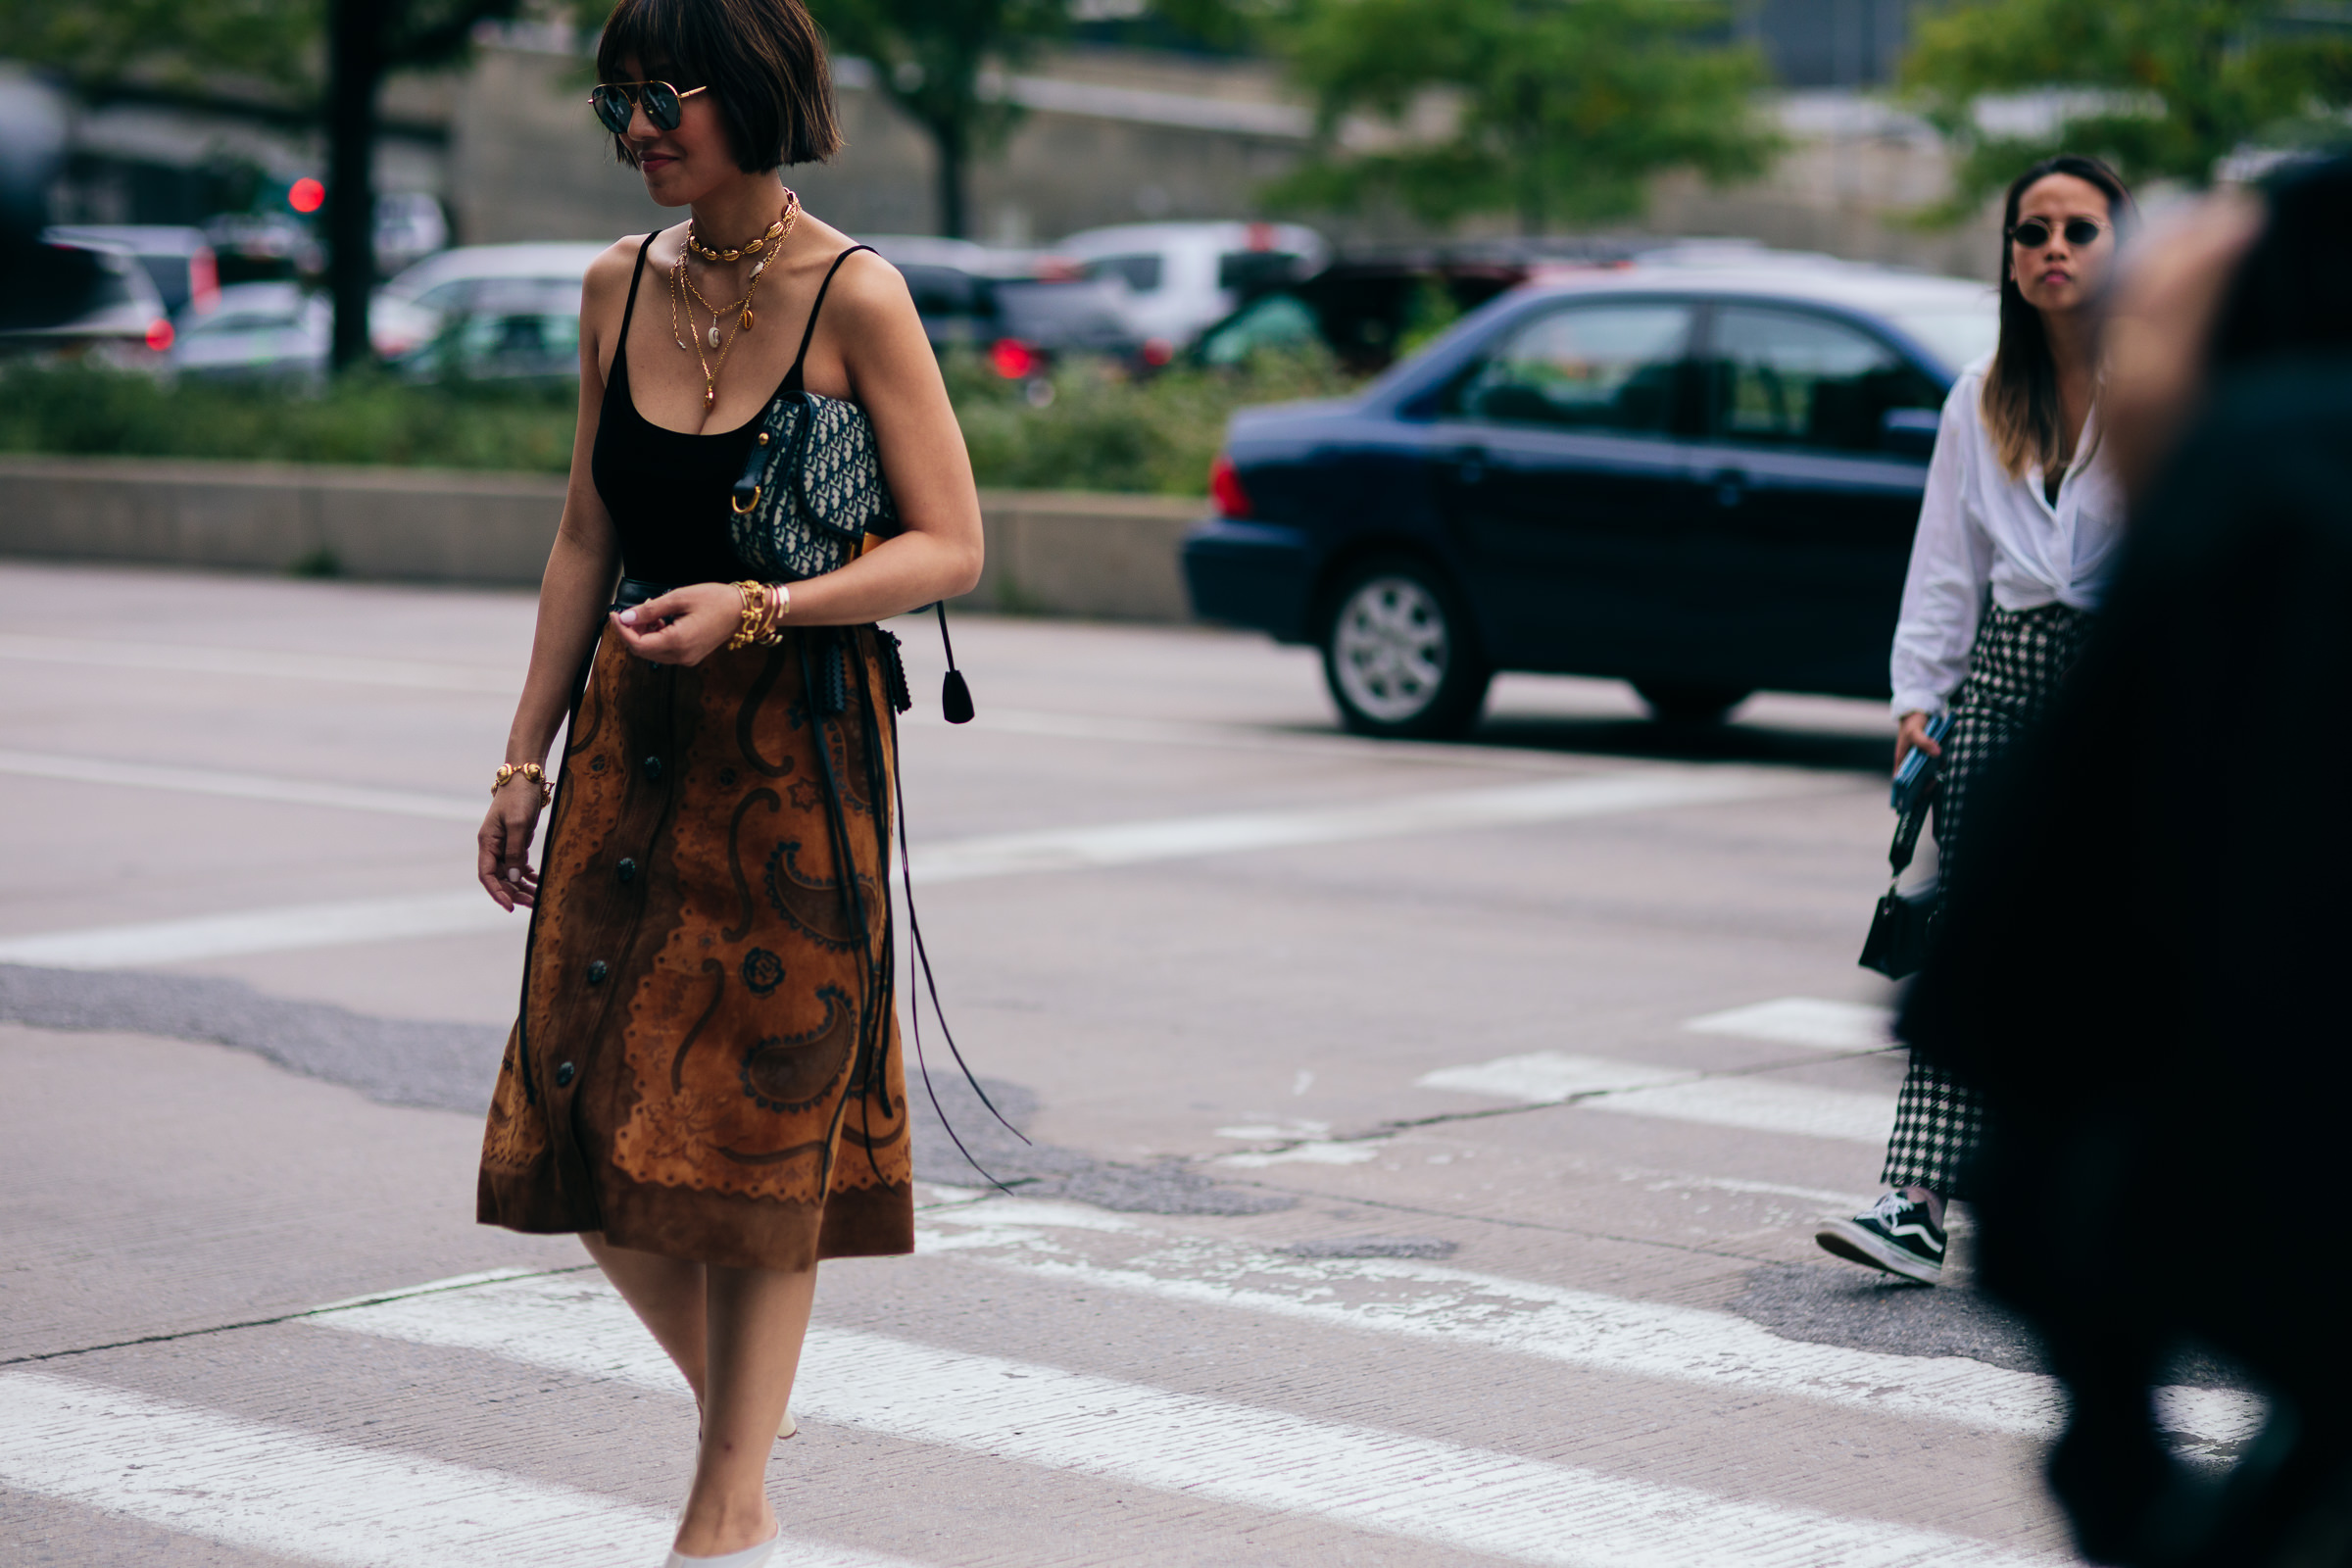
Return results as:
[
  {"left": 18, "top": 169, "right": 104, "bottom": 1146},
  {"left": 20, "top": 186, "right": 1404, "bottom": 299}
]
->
[{"left": 477, "top": 622, "right": 911, "bottom": 1271}]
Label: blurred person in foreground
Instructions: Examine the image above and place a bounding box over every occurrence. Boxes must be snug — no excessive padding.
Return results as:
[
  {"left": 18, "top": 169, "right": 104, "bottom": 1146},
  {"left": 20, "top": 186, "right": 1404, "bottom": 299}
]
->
[
  {"left": 1903, "top": 156, "right": 2352, "bottom": 1566},
  {"left": 1817, "top": 155, "right": 2136, "bottom": 1286}
]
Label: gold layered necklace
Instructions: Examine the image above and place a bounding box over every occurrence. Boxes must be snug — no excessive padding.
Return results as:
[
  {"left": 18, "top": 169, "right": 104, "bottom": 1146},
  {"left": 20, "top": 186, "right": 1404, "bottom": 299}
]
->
[{"left": 669, "top": 188, "right": 802, "bottom": 411}]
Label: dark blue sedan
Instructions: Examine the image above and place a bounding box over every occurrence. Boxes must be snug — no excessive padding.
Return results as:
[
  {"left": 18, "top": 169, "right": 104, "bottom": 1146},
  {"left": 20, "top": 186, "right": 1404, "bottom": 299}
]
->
[{"left": 1183, "top": 261, "right": 1999, "bottom": 735}]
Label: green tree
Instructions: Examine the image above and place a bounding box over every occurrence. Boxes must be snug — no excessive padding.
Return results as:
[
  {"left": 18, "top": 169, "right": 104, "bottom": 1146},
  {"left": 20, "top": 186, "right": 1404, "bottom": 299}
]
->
[
  {"left": 812, "top": 0, "right": 1067, "bottom": 238},
  {"left": 1902, "top": 0, "right": 2352, "bottom": 211},
  {"left": 1269, "top": 0, "right": 1780, "bottom": 234},
  {"left": 1, "top": 0, "right": 525, "bottom": 369}
]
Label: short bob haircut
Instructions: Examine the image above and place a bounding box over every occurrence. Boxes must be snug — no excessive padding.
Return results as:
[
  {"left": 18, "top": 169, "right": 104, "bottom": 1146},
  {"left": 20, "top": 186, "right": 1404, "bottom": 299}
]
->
[{"left": 596, "top": 0, "right": 842, "bottom": 173}]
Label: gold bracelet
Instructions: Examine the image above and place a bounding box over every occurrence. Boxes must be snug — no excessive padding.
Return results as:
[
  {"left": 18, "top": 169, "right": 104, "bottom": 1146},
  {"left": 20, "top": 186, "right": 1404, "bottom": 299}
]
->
[
  {"left": 492, "top": 761, "right": 553, "bottom": 804},
  {"left": 724, "top": 580, "right": 765, "bottom": 650}
]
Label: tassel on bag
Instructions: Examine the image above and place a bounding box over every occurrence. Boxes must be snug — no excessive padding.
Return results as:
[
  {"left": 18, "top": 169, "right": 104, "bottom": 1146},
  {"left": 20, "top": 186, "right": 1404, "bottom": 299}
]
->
[{"left": 936, "top": 603, "right": 974, "bottom": 723}]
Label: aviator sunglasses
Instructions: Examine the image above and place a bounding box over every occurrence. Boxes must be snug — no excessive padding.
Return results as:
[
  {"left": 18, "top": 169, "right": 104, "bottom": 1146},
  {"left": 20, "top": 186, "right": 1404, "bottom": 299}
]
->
[
  {"left": 2008, "top": 217, "right": 2107, "bottom": 249},
  {"left": 590, "top": 79, "right": 708, "bottom": 135}
]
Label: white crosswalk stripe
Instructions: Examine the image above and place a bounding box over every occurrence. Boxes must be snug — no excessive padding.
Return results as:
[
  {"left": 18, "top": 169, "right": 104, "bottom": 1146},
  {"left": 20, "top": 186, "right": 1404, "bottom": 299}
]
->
[
  {"left": 911, "top": 1197, "right": 2261, "bottom": 1451},
  {"left": 1417, "top": 1051, "right": 1898, "bottom": 1144},
  {"left": 0, "top": 1368, "right": 921, "bottom": 1568},
  {"left": 1686, "top": 997, "right": 1897, "bottom": 1052},
  {"left": 321, "top": 1271, "right": 2071, "bottom": 1568}
]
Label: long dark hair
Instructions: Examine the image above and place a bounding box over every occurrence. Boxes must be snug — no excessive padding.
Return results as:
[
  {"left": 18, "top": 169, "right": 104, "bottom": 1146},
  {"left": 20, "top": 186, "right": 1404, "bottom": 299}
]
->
[{"left": 1983, "top": 154, "right": 2137, "bottom": 477}]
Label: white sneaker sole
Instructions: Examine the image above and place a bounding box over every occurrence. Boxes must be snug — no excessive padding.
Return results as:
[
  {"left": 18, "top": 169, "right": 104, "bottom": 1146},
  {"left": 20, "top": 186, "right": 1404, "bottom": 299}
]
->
[{"left": 1815, "top": 1217, "right": 1943, "bottom": 1285}]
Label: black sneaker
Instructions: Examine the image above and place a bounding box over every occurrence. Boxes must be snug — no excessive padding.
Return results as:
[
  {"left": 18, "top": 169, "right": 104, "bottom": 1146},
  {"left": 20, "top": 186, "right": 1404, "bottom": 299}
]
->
[{"left": 1816, "top": 1191, "right": 1945, "bottom": 1285}]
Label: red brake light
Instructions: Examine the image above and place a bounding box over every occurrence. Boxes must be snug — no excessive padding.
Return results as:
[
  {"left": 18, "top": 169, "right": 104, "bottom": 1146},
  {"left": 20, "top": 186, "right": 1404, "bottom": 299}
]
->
[
  {"left": 1140, "top": 336, "right": 1174, "bottom": 367},
  {"left": 990, "top": 338, "right": 1040, "bottom": 379},
  {"left": 288, "top": 177, "right": 325, "bottom": 214},
  {"left": 145, "top": 318, "right": 174, "bottom": 352},
  {"left": 1209, "top": 454, "right": 1252, "bottom": 519},
  {"left": 189, "top": 247, "right": 220, "bottom": 314}
]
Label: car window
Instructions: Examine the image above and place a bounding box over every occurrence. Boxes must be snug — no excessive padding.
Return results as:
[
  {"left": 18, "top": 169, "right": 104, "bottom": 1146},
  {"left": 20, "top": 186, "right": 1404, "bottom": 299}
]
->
[
  {"left": 1200, "top": 292, "right": 1322, "bottom": 366},
  {"left": 900, "top": 265, "right": 988, "bottom": 318},
  {"left": 1881, "top": 304, "right": 1998, "bottom": 376},
  {"left": 1085, "top": 253, "right": 1162, "bottom": 292},
  {"left": 1450, "top": 303, "right": 1693, "bottom": 433},
  {"left": 1216, "top": 251, "right": 1306, "bottom": 292},
  {"left": 1707, "top": 307, "right": 1942, "bottom": 453},
  {"left": 414, "top": 280, "right": 476, "bottom": 312}
]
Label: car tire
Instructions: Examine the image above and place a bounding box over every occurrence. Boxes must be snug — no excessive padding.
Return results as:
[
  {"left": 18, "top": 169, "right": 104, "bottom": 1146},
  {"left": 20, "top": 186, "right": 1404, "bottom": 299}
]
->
[
  {"left": 1320, "top": 558, "right": 1492, "bottom": 740},
  {"left": 1634, "top": 680, "right": 1753, "bottom": 725}
]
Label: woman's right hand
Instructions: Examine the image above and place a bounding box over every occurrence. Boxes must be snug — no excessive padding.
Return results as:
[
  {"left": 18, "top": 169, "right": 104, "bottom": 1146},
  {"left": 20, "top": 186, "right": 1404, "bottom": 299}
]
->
[
  {"left": 477, "top": 778, "right": 547, "bottom": 911},
  {"left": 1893, "top": 710, "right": 1943, "bottom": 775}
]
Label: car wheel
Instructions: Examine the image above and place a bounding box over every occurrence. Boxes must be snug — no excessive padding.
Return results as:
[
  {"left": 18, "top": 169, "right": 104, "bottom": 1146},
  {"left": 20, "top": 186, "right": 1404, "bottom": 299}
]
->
[
  {"left": 1321, "top": 559, "right": 1492, "bottom": 739},
  {"left": 1634, "top": 680, "right": 1753, "bottom": 725}
]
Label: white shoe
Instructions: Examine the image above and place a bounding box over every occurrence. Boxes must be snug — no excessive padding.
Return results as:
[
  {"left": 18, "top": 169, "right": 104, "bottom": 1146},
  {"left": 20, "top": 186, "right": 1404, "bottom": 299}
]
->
[
  {"left": 778, "top": 1409, "right": 797, "bottom": 1442},
  {"left": 664, "top": 1523, "right": 781, "bottom": 1568}
]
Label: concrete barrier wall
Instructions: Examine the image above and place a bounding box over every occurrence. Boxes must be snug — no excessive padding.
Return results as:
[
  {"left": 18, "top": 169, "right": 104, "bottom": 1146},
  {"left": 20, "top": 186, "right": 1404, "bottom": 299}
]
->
[{"left": 0, "top": 456, "right": 1203, "bottom": 622}]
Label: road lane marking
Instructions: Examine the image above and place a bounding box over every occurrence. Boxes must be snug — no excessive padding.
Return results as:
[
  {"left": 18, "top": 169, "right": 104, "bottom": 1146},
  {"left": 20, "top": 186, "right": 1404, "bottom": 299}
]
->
[
  {"left": 1687, "top": 998, "right": 1896, "bottom": 1052},
  {"left": 325, "top": 1272, "right": 2070, "bottom": 1568},
  {"left": 910, "top": 1196, "right": 2262, "bottom": 1452},
  {"left": 1416, "top": 1052, "right": 1896, "bottom": 1145},
  {"left": 0, "top": 892, "right": 517, "bottom": 970},
  {"left": 0, "top": 749, "right": 483, "bottom": 820},
  {"left": 914, "top": 766, "right": 1836, "bottom": 883},
  {"left": 0, "top": 1369, "right": 922, "bottom": 1568},
  {"left": 0, "top": 633, "right": 517, "bottom": 692},
  {"left": 0, "top": 764, "right": 1838, "bottom": 967}
]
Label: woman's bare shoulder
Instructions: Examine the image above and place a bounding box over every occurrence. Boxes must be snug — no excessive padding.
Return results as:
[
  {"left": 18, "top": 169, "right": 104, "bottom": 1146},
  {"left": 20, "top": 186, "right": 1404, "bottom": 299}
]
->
[{"left": 584, "top": 231, "right": 663, "bottom": 303}]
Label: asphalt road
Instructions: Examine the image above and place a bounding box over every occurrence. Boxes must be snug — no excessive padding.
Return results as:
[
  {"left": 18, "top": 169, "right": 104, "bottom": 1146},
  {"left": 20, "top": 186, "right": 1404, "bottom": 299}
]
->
[{"left": 0, "top": 561, "right": 2239, "bottom": 1566}]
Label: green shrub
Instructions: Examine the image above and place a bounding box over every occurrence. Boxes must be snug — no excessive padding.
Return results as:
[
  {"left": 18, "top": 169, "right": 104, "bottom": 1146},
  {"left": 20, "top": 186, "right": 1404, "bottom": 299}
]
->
[{"left": 0, "top": 347, "right": 1362, "bottom": 496}]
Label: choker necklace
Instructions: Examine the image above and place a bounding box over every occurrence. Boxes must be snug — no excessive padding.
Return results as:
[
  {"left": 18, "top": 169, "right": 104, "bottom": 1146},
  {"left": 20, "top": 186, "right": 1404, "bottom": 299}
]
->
[{"left": 685, "top": 187, "right": 800, "bottom": 265}]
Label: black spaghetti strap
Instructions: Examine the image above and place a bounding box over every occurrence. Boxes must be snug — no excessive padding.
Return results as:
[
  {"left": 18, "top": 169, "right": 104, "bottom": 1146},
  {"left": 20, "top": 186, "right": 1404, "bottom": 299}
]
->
[
  {"left": 783, "top": 244, "right": 874, "bottom": 392},
  {"left": 612, "top": 231, "right": 658, "bottom": 372}
]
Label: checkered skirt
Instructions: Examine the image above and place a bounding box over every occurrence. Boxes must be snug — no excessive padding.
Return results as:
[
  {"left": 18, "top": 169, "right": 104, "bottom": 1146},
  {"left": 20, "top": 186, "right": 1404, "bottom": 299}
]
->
[{"left": 1883, "top": 602, "right": 2094, "bottom": 1198}]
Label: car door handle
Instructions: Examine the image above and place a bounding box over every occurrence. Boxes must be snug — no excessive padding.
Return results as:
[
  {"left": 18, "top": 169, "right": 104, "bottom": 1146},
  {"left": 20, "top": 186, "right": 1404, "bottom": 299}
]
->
[{"left": 1707, "top": 468, "right": 1750, "bottom": 508}]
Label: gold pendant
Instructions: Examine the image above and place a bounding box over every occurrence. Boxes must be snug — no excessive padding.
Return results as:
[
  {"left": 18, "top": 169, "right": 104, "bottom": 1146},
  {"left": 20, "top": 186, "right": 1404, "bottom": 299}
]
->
[
  {"left": 741, "top": 308, "right": 755, "bottom": 331},
  {"left": 707, "top": 323, "right": 720, "bottom": 349},
  {"left": 704, "top": 384, "right": 716, "bottom": 409}
]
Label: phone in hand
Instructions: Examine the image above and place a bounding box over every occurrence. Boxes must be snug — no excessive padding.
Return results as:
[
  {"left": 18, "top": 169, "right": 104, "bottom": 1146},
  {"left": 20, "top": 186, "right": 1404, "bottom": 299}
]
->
[{"left": 1890, "top": 710, "right": 1956, "bottom": 812}]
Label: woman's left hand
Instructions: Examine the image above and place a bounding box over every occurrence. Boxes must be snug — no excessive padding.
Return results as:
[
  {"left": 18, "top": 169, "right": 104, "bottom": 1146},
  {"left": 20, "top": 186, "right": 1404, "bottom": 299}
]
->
[{"left": 611, "top": 582, "right": 743, "bottom": 665}]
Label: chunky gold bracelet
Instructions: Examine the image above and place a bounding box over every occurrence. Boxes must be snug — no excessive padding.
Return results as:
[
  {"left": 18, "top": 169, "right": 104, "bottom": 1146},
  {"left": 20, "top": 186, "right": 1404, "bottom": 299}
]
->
[
  {"left": 492, "top": 761, "right": 553, "bottom": 804},
  {"left": 724, "top": 580, "right": 764, "bottom": 650},
  {"left": 725, "top": 580, "right": 791, "bottom": 650}
]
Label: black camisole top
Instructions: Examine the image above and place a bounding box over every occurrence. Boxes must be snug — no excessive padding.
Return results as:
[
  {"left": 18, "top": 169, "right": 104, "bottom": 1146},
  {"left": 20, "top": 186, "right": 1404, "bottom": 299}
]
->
[{"left": 589, "top": 232, "right": 865, "bottom": 585}]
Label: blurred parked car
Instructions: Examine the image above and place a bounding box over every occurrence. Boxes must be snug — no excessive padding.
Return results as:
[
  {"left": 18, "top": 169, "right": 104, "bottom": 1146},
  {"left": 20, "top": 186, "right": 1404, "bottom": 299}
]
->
[
  {"left": 167, "top": 281, "right": 438, "bottom": 382},
  {"left": 0, "top": 235, "right": 172, "bottom": 362},
  {"left": 42, "top": 225, "right": 220, "bottom": 319},
  {"left": 380, "top": 241, "right": 605, "bottom": 317},
  {"left": 1183, "top": 258, "right": 2000, "bottom": 736},
  {"left": 863, "top": 233, "right": 1138, "bottom": 368},
  {"left": 203, "top": 212, "right": 322, "bottom": 285},
  {"left": 395, "top": 276, "right": 583, "bottom": 382},
  {"left": 372, "top": 192, "right": 449, "bottom": 279},
  {"left": 1054, "top": 220, "right": 1330, "bottom": 356}
]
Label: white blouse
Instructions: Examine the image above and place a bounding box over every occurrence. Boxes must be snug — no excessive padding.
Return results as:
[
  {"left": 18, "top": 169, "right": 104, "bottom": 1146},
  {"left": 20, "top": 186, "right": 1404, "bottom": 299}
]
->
[{"left": 1887, "top": 355, "right": 2127, "bottom": 715}]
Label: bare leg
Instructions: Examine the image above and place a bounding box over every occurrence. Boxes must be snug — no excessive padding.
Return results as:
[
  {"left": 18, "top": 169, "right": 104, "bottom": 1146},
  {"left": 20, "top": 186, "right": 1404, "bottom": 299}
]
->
[
  {"left": 672, "top": 1262, "right": 817, "bottom": 1557},
  {"left": 582, "top": 1232, "right": 709, "bottom": 1403}
]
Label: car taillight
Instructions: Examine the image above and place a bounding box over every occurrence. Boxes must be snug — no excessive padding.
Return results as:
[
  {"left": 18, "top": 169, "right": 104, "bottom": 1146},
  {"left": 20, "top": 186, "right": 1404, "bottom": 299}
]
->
[
  {"left": 990, "top": 337, "right": 1041, "bottom": 379},
  {"left": 144, "top": 318, "right": 174, "bottom": 352},
  {"left": 189, "top": 247, "right": 220, "bottom": 315},
  {"left": 1209, "top": 453, "right": 1252, "bottom": 519},
  {"left": 1140, "top": 337, "right": 1173, "bottom": 368}
]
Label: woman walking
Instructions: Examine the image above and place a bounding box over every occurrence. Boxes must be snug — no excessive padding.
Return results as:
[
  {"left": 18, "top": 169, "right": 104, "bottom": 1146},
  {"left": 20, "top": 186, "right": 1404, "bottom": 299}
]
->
[
  {"left": 470, "top": 0, "right": 982, "bottom": 1562},
  {"left": 1816, "top": 155, "right": 2133, "bottom": 1287}
]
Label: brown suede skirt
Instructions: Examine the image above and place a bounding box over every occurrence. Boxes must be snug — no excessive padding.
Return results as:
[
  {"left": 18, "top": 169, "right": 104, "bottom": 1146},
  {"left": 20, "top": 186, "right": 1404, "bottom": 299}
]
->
[{"left": 477, "top": 621, "right": 913, "bottom": 1271}]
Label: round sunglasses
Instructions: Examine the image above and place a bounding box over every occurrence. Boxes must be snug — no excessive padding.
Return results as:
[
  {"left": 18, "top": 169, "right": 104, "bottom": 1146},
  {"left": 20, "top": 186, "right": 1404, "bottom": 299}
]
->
[
  {"left": 2009, "top": 217, "right": 2107, "bottom": 249},
  {"left": 590, "top": 79, "right": 709, "bottom": 136}
]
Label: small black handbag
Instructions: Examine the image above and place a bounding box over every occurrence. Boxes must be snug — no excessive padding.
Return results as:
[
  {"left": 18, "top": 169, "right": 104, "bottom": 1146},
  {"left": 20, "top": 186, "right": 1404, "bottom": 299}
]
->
[
  {"left": 726, "top": 343, "right": 970, "bottom": 721},
  {"left": 728, "top": 388, "right": 899, "bottom": 581},
  {"left": 1859, "top": 783, "right": 1941, "bottom": 979}
]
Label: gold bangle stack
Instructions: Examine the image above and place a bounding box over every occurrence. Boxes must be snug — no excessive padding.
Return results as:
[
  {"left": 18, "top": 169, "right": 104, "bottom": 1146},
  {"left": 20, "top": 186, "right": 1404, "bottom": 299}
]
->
[
  {"left": 493, "top": 761, "right": 553, "bottom": 804},
  {"left": 724, "top": 580, "right": 791, "bottom": 650}
]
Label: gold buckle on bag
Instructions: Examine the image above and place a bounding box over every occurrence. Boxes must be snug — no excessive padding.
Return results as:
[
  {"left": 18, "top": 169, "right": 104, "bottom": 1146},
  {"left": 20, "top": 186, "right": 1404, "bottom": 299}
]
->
[{"left": 730, "top": 484, "right": 760, "bottom": 514}]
